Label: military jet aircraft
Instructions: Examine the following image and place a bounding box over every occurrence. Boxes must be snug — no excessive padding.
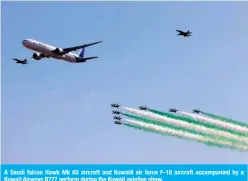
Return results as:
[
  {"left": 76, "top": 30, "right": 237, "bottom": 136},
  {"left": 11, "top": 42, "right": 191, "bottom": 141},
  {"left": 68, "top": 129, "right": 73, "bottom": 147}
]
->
[
  {"left": 193, "top": 109, "right": 201, "bottom": 114},
  {"left": 169, "top": 108, "right": 178, "bottom": 113},
  {"left": 111, "top": 103, "right": 120, "bottom": 108},
  {"left": 114, "top": 121, "right": 122, "bottom": 125},
  {"left": 139, "top": 106, "right": 148, "bottom": 111},
  {"left": 13, "top": 58, "right": 28, "bottom": 64},
  {"left": 112, "top": 110, "right": 121, "bottom": 115},
  {"left": 176, "top": 29, "right": 192, "bottom": 37},
  {"left": 113, "top": 116, "right": 121, "bottom": 120}
]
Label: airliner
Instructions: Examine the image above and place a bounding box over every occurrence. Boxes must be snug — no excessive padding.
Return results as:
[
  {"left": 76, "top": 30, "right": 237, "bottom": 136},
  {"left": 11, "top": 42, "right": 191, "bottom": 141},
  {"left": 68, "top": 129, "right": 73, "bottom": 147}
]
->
[{"left": 21, "top": 39, "right": 102, "bottom": 63}]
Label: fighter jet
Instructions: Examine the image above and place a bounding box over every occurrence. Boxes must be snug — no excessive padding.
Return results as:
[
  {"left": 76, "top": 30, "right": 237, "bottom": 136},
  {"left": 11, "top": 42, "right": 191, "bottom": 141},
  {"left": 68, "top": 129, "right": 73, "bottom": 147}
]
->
[
  {"left": 112, "top": 110, "right": 121, "bottom": 115},
  {"left": 176, "top": 29, "right": 192, "bottom": 37},
  {"left": 13, "top": 58, "right": 28, "bottom": 64},
  {"left": 193, "top": 109, "right": 201, "bottom": 114},
  {"left": 139, "top": 106, "right": 148, "bottom": 111},
  {"left": 113, "top": 116, "right": 121, "bottom": 120},
  {"left": 114, "top": 120, "right": 122, "bottom": 125},
  {"left": 169, "top": 108, "right": 178, "bottom": 113},
  {"left": 111, "top": 103, "right": 120, "bottom": 108}
]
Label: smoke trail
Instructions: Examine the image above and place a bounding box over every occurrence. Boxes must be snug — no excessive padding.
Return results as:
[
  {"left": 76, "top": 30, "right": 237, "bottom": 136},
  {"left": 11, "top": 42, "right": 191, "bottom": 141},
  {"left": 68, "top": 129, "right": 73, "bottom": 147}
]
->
[
  {"left": 121, "top": 113, "right": 246, "bottom": 145},
  {"left": 201, "top": 111, "right": 248, "bottom": 128},
  {"left": 149, "top": 109, "right": 248, "bottom": 137},
  {"left": 120, "top": 107, "right": 248, "bottom": 145},
  {"left": 179, "top": 111, "right": 248, "bottom": 136},
  {"left": 122, "top": 119, "right": 248, "bottom": 151},
  {"left": 122, "top": 121, "right": 228, "bottom": 149},
  {"left": 148, "top": 109, "right": 248, "bottom": 136},
  {"left": 123, "top": 122, "right": 170, "bottom": 136}
]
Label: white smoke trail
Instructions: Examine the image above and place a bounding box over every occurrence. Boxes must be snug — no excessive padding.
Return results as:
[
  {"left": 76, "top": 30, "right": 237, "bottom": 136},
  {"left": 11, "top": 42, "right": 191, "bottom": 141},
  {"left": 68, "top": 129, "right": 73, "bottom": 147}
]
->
[
  {"left": 122, "top": 119, "right": 248, "bottom": 151},
  {"left": 179, "top": 111, "right": 248, "bottom": 135},
  {"left": 120, "top": 107, "right": 248, "bottom": 145}
]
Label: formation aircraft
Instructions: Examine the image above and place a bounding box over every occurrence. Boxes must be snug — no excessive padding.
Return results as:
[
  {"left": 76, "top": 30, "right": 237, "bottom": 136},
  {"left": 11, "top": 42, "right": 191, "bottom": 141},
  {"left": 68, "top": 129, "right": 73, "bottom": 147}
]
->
[
  {"left": 112, "top": 110, "right": 121, "bottom": 115},
  {"left": 139, "top": 106, "right": 148, "bottom": 111},
  {"left": 111, "top": 103, "right": 120, "bottom": 108},
  {"left": 176, "top": 29, "right": 192, "bottom": 37},
  {"left": 113, "top": 116, "right": 121, "bottom": 120},
  {"left": 114, "top": 121, "right": 122, "bottom": 125},
  {"left": 193, "top": 109, "right": 201, "bottom": 114},
  {"left": 21, "top": 39, "right": 102, "bottom": 63},
  {"left": 169, "top": 108, "right": 178, "bottom": 113},
  {"left": 13, "top": 58, "right": 28, "bottom": 64}
]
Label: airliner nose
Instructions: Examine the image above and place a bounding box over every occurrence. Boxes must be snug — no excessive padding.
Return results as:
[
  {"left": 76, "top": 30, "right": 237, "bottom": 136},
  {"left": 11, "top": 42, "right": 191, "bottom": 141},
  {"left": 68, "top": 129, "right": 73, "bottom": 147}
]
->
[
  {"left": 22, "top": 39, "right": 30, "bottom": 47},
  {"left": 22, "top": 39, "right": 27, "bottom": 44}
]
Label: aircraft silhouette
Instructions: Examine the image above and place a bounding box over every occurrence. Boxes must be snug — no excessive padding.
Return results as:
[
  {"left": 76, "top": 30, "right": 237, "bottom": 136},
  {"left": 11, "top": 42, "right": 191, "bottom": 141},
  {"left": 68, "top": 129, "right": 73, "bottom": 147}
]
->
[
  {"left": 13, "top": 58, "right": 28, "bottom": 64},
  {"left": 193, "top": 109, "right": 201, "bottom": 114},
  {"left": 139, "top": 106, "right": 148, "bottom": 111},
  {"left": 114, "top": 121, "right": 122, "bottom": 125},
  {"left": 176, "top": 29, "right": 192, "bottom": 37},
  {"left": 111, "top": 103, "right": 120, "bottom": 108},
  {"left": 113, "top": 116, "right": 121, "bottom": 120},
  {"left": 112, "top": 110, "right": 121, "bottom": 115},
  {"left": 169, "top": 108, "right": 178, "bottom": 113}
]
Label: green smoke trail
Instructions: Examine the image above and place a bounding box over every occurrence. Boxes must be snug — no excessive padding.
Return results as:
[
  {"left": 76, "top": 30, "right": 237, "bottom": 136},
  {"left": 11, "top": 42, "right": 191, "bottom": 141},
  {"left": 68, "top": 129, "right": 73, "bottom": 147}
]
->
[
  {"left": 123, "top": 123, "right": 169, "bottom": 135},
  {"left": 121, "top": 113, "right": 247, "bottom": 146},
  {"left": 122, "top": 120, "right": 243, "bottom": 151},
  {"left": 201, "top": 111, "right": 248, "bottom": 128},
  {"left": 148, "top": 109, "right": 248, "bottom": 137}
]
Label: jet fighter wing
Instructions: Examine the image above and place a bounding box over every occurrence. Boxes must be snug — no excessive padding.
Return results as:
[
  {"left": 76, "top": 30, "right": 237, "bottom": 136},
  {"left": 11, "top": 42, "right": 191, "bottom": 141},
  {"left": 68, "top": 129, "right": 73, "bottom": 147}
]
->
[
  {"left": 176, "top": 30, "right": 184, "bottom": 33},
  {"left": 13, "top": 58, "right": 23, "bottom": 62},
  {"left": 59, "top": 41, "right": 103, "bottom": 55}
]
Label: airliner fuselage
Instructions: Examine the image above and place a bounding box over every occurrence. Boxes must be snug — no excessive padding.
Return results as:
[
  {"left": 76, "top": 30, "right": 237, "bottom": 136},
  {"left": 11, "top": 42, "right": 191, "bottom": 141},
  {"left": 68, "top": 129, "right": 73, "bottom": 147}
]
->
[
  {"left": 21, "top": 39, "right": 102, "bottom": 63},
  {"left": 22, "top": 39, "right": 78, "bottom": 62}
]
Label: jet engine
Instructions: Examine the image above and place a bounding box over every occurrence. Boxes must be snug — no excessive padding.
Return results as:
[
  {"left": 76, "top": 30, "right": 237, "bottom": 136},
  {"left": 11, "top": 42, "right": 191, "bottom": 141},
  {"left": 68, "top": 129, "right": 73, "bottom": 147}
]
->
[
  {"left": 53, "top": 48, "right": 64, "bottom": 54},
  {"left": 32, "top": 53, "right": 44, "bottom": 60}
]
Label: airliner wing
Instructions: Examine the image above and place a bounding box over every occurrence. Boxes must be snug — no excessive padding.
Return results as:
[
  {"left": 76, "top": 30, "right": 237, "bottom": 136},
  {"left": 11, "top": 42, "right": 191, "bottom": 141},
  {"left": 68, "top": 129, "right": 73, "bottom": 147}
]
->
[{"left": 61, "top": 41, "right": 103, "bottom": 54}]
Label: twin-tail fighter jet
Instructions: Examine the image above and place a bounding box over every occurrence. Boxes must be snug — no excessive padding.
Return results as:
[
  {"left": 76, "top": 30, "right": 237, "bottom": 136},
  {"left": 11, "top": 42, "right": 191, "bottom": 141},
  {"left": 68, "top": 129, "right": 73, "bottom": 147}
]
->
[
  {"left": 139, "top": 106, "right": 148, "bottom": 111},
  {"left": 193, "top": 109, "right": 201, "bottom": 114},
  {"left": 176, "top": 29, "right": 192, "bottom": 37},
  {"left": 169, "top": 108, "right": 178, "bottom": 113},
  {"left": 21, "top": 39, "right": 102, "bottom": 63},
  {"left": 111, "top": 103, "right": 120, "bottom": 108},
  {"left": 13, "top": 58, "right": 28, "bottom": 64}
]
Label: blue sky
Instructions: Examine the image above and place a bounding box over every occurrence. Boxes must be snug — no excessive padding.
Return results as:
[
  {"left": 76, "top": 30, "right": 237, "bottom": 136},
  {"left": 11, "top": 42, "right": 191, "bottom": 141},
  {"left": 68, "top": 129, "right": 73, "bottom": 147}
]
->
[{"left": 2, "top": 2, "right": 248, "bottom": 164}]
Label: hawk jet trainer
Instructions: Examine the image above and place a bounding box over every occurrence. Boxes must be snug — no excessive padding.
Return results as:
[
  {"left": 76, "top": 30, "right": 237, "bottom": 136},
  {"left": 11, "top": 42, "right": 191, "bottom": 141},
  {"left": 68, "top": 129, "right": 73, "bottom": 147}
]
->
[
  {"left": 111, "top": 103, "right": 120, "bottom": 108},
  {"left": 169, "top": 108, "right": 178, "bottom": 113},
  {"left": 139, "top": 106, "right": 148, "bottom": 111},
  {"left": 113, "top": 116, "right": 121, "bottom": 120},
  {"left": 114, "top": 120, "right": 122, "bottom": 125},
  {"left": 193, "top": 109, "right": 201, "bottom": 114},
  {"left": 113, "top": 116, "right": 122, "bottom": 125},
  {"left": 112, "top": 110, "right": 121, "bottom": 115},
  {"left": 20, "top": 39, "right": 102, "bottom": 63}
]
